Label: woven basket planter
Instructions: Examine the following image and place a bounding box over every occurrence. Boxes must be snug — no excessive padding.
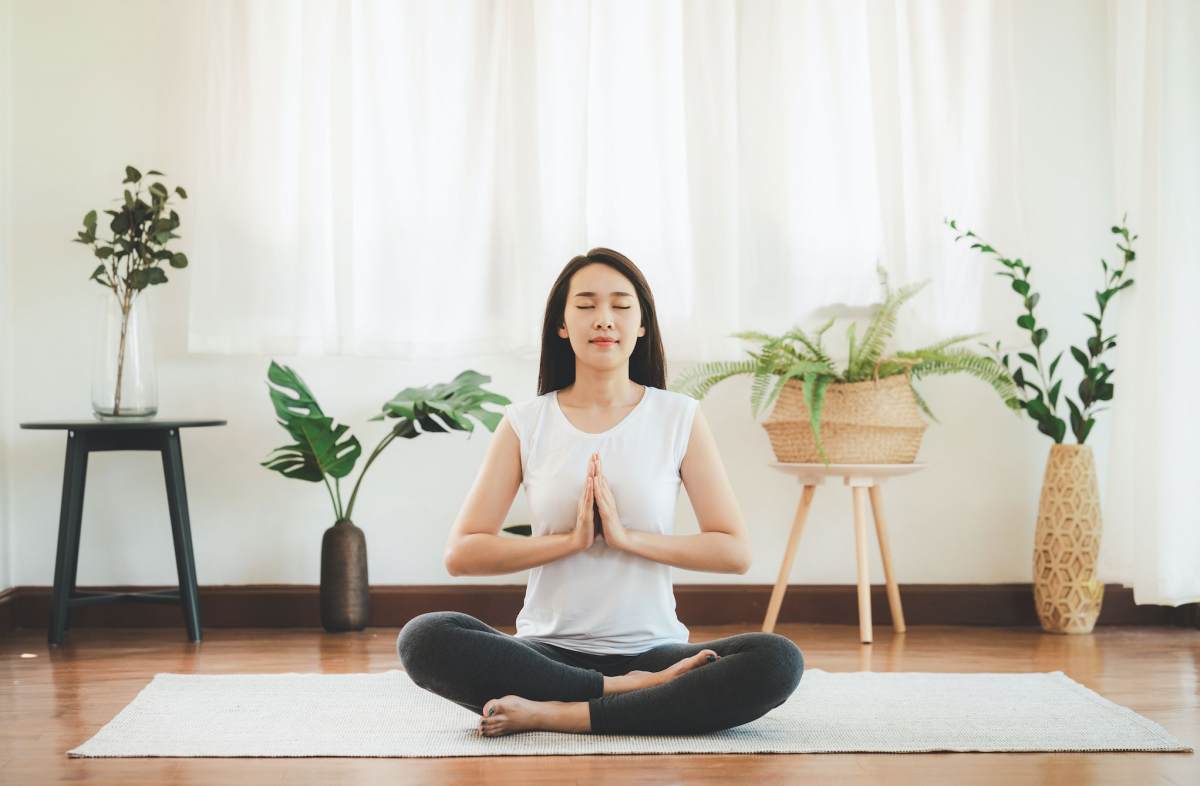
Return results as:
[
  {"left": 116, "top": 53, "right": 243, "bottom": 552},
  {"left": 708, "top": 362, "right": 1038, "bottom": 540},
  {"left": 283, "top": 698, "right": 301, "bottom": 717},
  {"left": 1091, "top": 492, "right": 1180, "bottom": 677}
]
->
[
  {"left": 1033, "top": 444, "right": 1105, "bottom": 634},
  {"left": 761, "top": 372, "right": 929, "bottom": 464}
]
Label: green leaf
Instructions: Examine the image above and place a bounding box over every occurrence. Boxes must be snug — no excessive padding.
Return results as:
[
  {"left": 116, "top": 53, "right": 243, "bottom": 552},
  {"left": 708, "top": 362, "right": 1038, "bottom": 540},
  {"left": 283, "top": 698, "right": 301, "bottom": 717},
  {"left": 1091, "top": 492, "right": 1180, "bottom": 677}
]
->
[
  {"left": 266, "top": 360, "right": 326, "bottom": 423},
  {"left": 89, "top": 264, "right": 106, "bottom": 281},
  {"left": 1011, "top": 279, "right": 1030, "bottom": 296},
  {"left": 1018, "top": 352, "right": 1038, "bottom": 367},
  {"left": 374, "top": 369, "right": 512, "bottom": 435},
  {"left": 1025, "top": 293, "right": 1040, "bottom": 310},
  {"left": 1048, "top": 350, "right": 1063, "bottom": 379},
  {"left": 129, "top": 269, "right": 150, "bottom": 290},
  {"left": 1032, "top": 328, "right": 1048, "bottom": 347},
  {"left": 83, "top": 210, "right": 97, "bottom": 229},
  {"left": 94, "top": 246, "right": 114, "bottom": 259},
  {"left": 148, "top": 182, "right": 169, "bottom": 200},
  {"left": 170, "top": 252, "right": 188, "bottom": 269},
  {"left": 803, "top": 371, "right": 835, "bottom": 467},
  {"left": 1071, "top": 346, "right": 1090, "bottom": 370},
  {"left": 261, "top": 416, "right": 362, "bottom": 482},
  {"left": 123, "top": 166, "right": 142, "bottom": 183},
  {"left": 124, "top": 189, "right": 134, "bottom": 209},
  {"left": 1026, "top": 398, "right": 1050, "bottom": 421},
  {"left": 147, "top": 267, "right": 168, "bottom": 285},
  {"left": 175, "top": 186, "right": 188, "bottom": 199},
  {"left": 147, "top": 169, "right": 165, "bottom": 176},
  {"left": 1017, "top": 314, "right": 1035, "bottom": 330}
]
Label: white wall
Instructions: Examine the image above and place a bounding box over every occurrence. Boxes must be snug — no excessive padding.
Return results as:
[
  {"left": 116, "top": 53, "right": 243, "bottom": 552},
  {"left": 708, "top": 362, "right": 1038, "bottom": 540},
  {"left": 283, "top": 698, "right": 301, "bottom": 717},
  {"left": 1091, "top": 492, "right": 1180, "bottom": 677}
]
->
[
  {"left": 5, "top": 0, "right": 1120, "bottom": 591},
  {"left": 0, "top": 0, "right": 15, "bottom": 592}
]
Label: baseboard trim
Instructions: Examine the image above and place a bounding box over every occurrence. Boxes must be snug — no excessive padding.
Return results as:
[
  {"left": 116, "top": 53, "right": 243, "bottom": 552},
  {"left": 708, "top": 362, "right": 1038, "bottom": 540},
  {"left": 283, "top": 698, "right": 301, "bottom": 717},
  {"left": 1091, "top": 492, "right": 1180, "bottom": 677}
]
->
[{"left": 2, "top": 582, "right": 1194, "bottom": 636}]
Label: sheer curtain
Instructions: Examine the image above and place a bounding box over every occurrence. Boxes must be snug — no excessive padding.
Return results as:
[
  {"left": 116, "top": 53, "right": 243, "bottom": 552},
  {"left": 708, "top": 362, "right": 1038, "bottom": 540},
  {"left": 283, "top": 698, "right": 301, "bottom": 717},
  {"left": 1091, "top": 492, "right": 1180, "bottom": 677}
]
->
[
  {"left": 1100, "top": 0, "right": 1200, "bottom": 607},
  {"left": 187, "top": 0, "right": 1021, "bottom": 363}
]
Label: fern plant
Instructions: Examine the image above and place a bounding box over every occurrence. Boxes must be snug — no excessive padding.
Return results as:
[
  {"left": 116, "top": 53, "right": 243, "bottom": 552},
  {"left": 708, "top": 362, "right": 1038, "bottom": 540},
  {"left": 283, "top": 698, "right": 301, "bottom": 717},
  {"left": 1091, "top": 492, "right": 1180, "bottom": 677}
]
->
[{"left": 669, "top": 263, "right": 1021, "bottom": 467}]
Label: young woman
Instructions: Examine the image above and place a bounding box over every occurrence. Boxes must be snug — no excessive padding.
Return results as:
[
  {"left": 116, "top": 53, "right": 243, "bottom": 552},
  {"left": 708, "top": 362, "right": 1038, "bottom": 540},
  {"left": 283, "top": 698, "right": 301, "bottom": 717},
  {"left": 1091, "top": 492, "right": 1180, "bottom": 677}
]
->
[{"left": 397, "top": 248, "right": 804, "bottom": 737}]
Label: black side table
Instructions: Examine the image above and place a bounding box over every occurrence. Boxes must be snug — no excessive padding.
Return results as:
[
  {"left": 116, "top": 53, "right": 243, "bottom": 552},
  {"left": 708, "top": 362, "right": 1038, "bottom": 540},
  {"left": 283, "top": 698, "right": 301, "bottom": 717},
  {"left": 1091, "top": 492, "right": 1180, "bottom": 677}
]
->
[{"left": 19, "top": 419, "right": 226, "bottom": 645}]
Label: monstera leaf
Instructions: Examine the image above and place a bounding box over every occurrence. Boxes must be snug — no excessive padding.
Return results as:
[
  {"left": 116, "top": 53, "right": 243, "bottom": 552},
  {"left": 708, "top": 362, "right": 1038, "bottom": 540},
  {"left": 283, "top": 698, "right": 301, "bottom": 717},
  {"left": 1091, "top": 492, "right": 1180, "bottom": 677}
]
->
[
  {"left": 370, "top": 369, "right": 509, "bottom": 438},
  {"left": 261, "top": 416, "right": 362, "bottom": 482},
  {"left": 262, "top": 361, "right": 362, "bottom": 482}
]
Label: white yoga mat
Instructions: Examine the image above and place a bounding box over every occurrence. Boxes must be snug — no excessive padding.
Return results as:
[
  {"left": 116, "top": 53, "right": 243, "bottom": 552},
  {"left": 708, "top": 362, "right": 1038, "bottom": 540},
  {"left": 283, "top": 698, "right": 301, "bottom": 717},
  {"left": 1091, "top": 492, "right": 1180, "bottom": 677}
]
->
[{"left": 68, "top": 669, "right": 1191, "bottom": 757}]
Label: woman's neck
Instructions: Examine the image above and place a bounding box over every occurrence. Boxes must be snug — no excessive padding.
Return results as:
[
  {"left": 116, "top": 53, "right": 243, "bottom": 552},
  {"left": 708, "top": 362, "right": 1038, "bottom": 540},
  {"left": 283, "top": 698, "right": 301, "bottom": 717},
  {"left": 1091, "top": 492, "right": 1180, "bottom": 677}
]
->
[{"left": 560, "top": 372, "right": 643, "bottom": 409}]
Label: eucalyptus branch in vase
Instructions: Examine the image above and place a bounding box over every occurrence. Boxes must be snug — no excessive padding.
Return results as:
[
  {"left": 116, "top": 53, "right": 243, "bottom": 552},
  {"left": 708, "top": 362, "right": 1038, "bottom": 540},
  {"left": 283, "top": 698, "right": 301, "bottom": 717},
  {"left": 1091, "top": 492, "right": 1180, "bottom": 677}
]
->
[{"left": 72, "top": 166, "right": 189, "bottom": 415}]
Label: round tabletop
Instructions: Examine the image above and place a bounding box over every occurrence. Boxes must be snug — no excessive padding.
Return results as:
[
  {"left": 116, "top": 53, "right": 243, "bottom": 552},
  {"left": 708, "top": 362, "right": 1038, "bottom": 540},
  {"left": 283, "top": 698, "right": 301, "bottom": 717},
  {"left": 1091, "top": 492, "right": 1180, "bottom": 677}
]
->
[
  {"left": 768, "top": 461, "right": 927, "bottom": 479},
  {"left": 20, "top": 419, "right": 227, "bottom": 431}
]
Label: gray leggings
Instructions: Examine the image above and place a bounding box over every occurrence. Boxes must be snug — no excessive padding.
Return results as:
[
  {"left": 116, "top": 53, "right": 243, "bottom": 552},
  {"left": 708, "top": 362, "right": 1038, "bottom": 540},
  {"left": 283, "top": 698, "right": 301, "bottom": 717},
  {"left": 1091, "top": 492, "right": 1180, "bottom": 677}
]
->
[{"left": 396, "top": 611, "right": 804, "bottom": 735}]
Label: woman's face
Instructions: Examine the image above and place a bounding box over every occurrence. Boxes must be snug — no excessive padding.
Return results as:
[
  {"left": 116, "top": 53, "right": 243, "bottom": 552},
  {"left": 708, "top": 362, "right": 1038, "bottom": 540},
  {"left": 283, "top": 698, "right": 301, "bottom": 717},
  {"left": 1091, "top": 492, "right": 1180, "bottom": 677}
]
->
[{"left": 558, "top": 262, "right": 646, "bottom": 369}]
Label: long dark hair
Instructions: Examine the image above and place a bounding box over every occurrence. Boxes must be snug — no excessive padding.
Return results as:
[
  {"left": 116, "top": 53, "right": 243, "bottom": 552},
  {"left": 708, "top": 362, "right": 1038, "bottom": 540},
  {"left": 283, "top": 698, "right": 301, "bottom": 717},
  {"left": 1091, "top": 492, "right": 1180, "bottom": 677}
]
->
[{"left": 537, "top": 247, "right": 667, "bottom": 395}]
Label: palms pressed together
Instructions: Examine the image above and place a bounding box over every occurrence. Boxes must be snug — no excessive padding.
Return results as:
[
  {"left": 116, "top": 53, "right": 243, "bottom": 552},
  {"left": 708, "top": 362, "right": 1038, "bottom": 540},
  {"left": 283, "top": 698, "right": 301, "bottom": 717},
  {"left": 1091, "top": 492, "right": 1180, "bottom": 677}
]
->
[{"left": 477, "top": 452, "right": 721, "bottom": 737}]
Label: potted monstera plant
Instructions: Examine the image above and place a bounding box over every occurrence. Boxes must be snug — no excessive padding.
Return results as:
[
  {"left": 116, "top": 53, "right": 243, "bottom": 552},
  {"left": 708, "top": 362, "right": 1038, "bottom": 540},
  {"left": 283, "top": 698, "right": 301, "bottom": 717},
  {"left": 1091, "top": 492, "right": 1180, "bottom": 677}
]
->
[
  {"left": 670, "top": 263, "right": 1021, "bottom": 468},
  {"left": 262, "top": 363, "right": 511, "bottom": 632}
]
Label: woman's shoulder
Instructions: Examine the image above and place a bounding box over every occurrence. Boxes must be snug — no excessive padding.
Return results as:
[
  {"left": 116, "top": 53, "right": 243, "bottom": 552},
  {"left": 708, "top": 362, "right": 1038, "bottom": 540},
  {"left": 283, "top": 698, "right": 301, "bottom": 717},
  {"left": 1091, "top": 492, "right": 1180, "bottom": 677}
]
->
[
  {"left": 502, "top": 391, "right": 553, "bottom": 440},
  {"left": 648, "top": 385, "right": 700, "bottom": 415}
]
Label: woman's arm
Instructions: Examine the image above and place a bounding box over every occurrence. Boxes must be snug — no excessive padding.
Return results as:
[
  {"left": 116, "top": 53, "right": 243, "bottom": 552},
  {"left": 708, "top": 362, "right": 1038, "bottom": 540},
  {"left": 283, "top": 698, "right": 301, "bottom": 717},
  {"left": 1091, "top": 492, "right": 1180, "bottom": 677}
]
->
[
  {"left": 444, "top": 414, "right": 580, "bottom": 576},
  {"left": 620, "top": 407, "right": 753, "bottom": 574}
]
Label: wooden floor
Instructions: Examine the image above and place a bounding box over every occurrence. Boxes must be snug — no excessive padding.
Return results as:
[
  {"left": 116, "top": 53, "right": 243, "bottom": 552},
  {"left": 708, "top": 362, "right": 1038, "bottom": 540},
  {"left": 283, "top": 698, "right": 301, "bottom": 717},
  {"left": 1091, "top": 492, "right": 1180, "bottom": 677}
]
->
[{"left": 2, "top": 623, "right": 1196, "bottom": 785}]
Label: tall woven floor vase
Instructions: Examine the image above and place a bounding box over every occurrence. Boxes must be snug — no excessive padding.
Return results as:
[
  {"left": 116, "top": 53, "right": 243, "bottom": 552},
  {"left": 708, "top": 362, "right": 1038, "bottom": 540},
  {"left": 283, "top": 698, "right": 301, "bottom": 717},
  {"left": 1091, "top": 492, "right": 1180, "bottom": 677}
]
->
[{"left": 1033, "top": 444, "right": 1105, "bottom": 633}]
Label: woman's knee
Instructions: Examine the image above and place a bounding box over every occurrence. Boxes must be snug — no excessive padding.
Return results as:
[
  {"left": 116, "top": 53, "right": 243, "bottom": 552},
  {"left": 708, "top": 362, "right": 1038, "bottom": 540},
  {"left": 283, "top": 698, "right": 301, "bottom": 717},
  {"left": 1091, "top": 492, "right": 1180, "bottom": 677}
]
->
[
  {"left": 752, "top": 633, "right": 804, "bottom": 700},
  {"left": 396, "top": 611, "right": 468, "bottom": 672}
]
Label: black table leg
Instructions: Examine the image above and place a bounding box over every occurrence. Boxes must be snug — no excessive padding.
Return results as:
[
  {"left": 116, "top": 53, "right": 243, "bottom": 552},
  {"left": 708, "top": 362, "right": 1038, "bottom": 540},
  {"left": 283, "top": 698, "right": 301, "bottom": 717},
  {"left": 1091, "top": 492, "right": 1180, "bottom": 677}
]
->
[
  {"left": 49, "top": 431, "right": 88, "bottom": 646},
  {"left": 161, "top": 428, "right": 202, "bottom": 642}
]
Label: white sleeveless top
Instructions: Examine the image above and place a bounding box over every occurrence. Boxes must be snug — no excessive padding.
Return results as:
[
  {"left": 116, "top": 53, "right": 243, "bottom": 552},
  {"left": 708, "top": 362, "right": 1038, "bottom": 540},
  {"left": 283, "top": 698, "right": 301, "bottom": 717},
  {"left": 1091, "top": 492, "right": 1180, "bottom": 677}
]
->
[{"left": 503, "top": 384, "right": 698, "bottom": 655}]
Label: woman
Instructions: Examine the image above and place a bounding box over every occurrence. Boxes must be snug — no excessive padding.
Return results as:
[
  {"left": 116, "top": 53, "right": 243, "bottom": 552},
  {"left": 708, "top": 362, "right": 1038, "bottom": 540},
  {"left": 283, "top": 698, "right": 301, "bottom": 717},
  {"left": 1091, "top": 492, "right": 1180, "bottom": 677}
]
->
[{"left": 397, "top": 248, "right": 804, "bottom": 737}]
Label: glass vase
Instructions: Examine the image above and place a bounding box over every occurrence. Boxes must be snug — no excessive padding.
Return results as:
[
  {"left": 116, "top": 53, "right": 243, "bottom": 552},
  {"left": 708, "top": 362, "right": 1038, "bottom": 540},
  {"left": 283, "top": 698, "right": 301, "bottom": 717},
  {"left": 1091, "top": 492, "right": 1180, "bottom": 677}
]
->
[{"left": 91, "top": 288, "right": 158, "bottom": 421}]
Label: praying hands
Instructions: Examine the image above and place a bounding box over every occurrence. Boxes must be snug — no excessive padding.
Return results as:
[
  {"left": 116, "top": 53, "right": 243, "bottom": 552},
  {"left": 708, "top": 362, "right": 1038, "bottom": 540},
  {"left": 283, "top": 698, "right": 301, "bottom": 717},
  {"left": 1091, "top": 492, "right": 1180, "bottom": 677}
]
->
[{"left": 587, "top": 451, "right": 632, "bottom": 551}]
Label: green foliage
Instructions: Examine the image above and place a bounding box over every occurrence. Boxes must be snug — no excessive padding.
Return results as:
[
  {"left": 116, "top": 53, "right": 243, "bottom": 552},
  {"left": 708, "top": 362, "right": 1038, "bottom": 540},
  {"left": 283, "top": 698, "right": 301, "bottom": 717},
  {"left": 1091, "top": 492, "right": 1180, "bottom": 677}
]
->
[
  {"left": 73, "top": 165, "right": 189, "bottom": 299},
  {"left": 262, "top": 363, "right": 511, "bottom": 521},
  {"left": 669, "top": 262, "right": 1019, "bottom": 468},
  {"left": 944, "top": 217, "right": 1136, "bottom": 444}
]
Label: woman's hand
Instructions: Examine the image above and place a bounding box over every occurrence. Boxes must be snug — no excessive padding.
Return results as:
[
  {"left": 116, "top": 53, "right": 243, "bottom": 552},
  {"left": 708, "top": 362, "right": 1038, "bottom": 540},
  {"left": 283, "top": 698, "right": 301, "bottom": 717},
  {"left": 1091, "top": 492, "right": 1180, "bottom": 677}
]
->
[
  {"left": 569, "top": 458, "right": 597, "bottom": 553},
  {"left": 593, "top": 453, "right": 633, "bottom": 551}
]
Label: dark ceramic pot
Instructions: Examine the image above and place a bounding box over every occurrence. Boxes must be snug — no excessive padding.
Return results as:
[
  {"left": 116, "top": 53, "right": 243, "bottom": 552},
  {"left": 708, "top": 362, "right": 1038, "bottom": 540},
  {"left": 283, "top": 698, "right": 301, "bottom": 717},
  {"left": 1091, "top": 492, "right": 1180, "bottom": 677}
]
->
[{"left": 320, "top": 519, "right": 369, "bottom": 632}]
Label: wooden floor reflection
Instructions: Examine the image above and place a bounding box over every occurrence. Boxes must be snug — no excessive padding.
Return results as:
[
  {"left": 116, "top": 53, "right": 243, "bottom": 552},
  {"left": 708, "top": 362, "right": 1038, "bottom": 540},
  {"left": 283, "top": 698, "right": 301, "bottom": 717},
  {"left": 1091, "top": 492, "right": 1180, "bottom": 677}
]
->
[{"left": 2, "top": 623, "right": 1196, "bottom": 785}]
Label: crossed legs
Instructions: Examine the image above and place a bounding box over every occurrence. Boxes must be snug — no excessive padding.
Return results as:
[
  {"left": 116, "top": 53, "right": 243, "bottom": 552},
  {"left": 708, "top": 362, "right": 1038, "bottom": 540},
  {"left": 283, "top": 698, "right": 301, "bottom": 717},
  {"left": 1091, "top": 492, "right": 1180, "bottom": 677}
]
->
[{"left": 397, "top": 611, "right": 804, "bottom": 736}]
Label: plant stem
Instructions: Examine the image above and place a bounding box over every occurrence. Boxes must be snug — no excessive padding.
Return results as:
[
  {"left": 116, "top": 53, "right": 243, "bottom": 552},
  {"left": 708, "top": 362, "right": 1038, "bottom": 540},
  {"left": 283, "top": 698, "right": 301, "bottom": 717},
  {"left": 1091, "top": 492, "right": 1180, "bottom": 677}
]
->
[
  {"left": 113, "top": 286, "right": 133, "bottom": 415},
  {"left": 345, "top": 429, "right": 398, "bottom": 521},
  {"left": 322, "top": 473, "right": 341, "bottom": 520},
  {"left": 335, "top": 478, "right": 344, "bottom": 521}
]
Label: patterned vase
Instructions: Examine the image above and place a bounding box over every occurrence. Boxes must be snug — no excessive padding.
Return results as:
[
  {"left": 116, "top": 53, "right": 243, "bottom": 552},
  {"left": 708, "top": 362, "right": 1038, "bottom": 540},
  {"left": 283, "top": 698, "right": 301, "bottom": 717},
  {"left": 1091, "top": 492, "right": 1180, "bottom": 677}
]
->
[{"left": 1033, "top": 444, "right": 1105, "bottom": 633}]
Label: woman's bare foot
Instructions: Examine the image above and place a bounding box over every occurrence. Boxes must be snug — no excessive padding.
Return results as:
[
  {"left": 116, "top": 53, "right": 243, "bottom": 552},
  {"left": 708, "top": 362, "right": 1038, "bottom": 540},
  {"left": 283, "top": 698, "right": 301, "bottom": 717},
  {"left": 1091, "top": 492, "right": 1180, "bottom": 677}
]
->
[
  {"left": 478, "top": 695, "right": 591, "bottom": 737},
  {"left": 605, "top": 649, "right": 722, "bottom": 694}
]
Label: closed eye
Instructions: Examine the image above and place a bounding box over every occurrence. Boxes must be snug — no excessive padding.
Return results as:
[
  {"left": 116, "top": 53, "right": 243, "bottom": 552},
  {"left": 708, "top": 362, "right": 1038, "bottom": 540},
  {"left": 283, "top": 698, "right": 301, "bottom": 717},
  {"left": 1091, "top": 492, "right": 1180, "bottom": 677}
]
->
[{"left": 577, "top": 306, "right": 630, "bottom": 309}]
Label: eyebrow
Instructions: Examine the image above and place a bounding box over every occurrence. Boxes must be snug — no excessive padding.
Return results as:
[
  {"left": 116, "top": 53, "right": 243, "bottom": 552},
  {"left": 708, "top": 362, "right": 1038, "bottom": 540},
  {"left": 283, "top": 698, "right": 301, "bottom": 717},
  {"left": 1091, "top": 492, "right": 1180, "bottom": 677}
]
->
[{"left": 573, "top": 291, "right": 635, "bottom": 298}]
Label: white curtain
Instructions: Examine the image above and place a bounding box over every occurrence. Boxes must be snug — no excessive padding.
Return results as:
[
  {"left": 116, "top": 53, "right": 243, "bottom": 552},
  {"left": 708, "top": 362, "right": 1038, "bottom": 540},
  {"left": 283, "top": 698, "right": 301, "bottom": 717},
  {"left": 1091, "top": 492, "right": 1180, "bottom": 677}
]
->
[
  {"left": 1100, "top": 0, "right": 1200, "bottom": 607},
  {"left": 188, "top": 0, "right": 1021, "bottom": 363}
]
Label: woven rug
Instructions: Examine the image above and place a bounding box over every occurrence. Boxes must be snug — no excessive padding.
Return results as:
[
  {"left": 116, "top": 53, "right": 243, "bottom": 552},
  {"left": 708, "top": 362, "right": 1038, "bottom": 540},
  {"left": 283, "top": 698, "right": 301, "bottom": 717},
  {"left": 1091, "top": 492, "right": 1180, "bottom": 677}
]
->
[{"left": 67, "top": 669, "right": 1191, "bottom": 757}]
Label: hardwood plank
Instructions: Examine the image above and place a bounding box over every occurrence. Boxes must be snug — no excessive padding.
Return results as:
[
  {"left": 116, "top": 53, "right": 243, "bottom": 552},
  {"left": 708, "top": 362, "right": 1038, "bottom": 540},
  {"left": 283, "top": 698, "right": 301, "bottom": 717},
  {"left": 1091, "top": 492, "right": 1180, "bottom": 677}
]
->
[{"left": 1, "top": 625, "right": 1196, "bottom": 785}]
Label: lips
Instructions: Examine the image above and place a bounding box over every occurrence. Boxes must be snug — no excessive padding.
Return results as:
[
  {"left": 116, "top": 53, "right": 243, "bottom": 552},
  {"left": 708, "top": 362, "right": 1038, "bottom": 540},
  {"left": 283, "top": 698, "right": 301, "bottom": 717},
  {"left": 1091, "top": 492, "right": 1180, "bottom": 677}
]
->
[{"left": 590, "top": 339, "right": 617, "bottom": 345}]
